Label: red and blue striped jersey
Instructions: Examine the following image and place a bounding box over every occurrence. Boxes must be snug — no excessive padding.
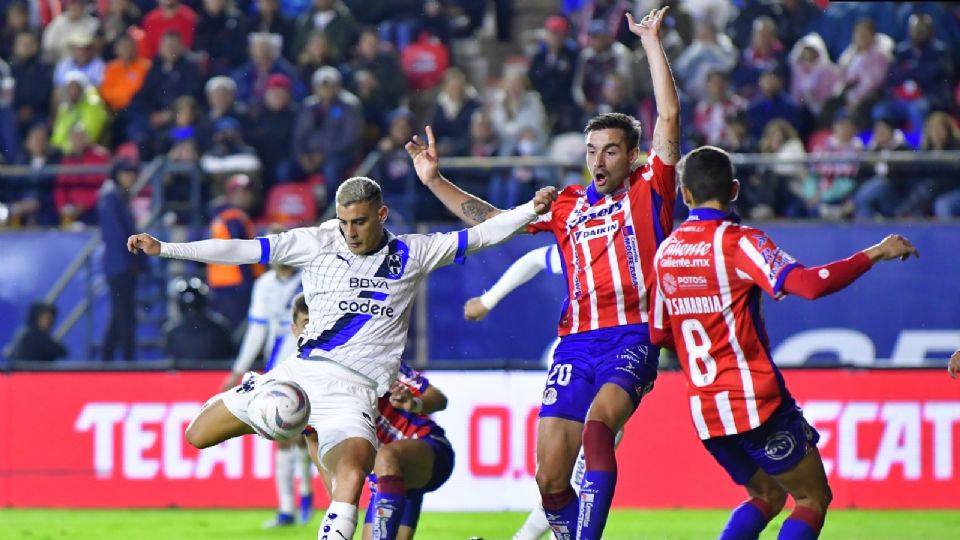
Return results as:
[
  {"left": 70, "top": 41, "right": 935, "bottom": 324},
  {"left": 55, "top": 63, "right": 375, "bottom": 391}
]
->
[{"left": 375, "top": 361, "right": 444, "bottom": 444}]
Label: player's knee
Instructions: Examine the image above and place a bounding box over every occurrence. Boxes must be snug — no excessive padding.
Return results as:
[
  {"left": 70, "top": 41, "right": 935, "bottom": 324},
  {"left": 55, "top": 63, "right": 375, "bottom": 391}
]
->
[
  {"left": 535, "top": 468, "right": 569, "bottom": 495},
  {"left": 760, "top": 486, "right": 788, "bottom": 516},
  {"left": 373, "top": 444, "right": 402, "bottom": 476},
  {"left": 184, "top": 423, "right": 213, "bottom": 449}
]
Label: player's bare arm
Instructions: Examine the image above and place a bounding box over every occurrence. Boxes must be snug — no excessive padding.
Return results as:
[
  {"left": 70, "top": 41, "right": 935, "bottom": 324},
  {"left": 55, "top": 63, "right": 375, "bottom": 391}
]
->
[
  {"left": 405, "top": 125, "right": 504, "bottom": 225},
  {"left": 948, "top": 350, "right": 960, "bottom": 379},
  {"left": 627, "top": 7, "right": 681, "bottom": 165}
]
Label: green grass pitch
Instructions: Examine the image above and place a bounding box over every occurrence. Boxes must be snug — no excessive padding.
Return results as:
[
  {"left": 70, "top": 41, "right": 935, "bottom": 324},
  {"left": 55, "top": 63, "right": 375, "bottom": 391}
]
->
[{"left": 3, "top": 509, "right": 959, "bottom": 539}]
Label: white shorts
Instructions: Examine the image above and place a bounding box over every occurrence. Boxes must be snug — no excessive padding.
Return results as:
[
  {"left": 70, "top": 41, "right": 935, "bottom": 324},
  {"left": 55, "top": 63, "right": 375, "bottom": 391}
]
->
[{"left": 221, "top": 358, "right": 379, "bottom": 463}]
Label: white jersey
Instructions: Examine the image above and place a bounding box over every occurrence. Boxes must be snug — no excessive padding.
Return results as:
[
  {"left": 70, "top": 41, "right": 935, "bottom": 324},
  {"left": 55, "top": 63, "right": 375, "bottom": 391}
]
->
[
  {"left": 260, "top": 220, "right": 469, "bottom": 394},
  {"left": 247, "top": 269, "right": 303, "bottom": 370}
]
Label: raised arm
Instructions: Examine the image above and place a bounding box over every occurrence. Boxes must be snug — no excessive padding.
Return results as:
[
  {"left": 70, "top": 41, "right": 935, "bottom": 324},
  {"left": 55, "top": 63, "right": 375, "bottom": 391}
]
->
[
  {"left": 405, "top": 125, "right": 505, "bottom": 226},
  {"left": 127, "top": 233, "right": 264, "bottom": 265},
  {"left": 627, "top": 8, "right": 681, "bottom": 165}
]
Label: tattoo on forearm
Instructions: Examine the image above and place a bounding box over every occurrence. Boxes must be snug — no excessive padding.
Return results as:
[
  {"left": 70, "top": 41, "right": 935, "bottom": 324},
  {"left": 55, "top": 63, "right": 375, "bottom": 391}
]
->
[
  {"left": 461, "top": 199, "right": 497, "bottom": 224},
  {"left": 653, "top": 131, "right": 680, "bottom": 163}
]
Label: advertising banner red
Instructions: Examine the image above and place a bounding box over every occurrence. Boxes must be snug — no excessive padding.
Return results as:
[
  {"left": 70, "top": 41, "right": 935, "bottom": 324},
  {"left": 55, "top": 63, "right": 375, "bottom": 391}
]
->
[{"left": 1, "top": 370, "right": 957, "bottom": 509}]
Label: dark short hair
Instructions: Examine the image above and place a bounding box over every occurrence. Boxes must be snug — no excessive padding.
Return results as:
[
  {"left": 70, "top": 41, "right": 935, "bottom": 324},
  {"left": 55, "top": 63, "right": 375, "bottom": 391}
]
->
[
  {"left": 679, "top": 146, "right": 735, "bottom": 205},
  {"left": 291, "top": 293, "right": 308, "bottom": 321},
  {"left": 584, "top": 113, "right": 641, "bottom": 150}
]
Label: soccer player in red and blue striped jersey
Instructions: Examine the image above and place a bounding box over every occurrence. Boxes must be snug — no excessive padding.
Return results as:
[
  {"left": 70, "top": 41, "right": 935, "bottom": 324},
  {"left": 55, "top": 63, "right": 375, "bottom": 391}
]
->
[
  {"left": 650, "top": 146, "right": 919, "bottom": 540},
  {"left": 408, "top": 9, "right": 680, "bottom": 539}
]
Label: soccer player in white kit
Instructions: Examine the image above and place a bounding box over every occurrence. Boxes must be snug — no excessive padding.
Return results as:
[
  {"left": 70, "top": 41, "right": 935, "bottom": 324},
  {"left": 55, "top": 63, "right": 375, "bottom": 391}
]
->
[
  {"left": 128, "top": 176, "right": 556, "bottom": 540},
  {"left": 220, "top": 240, "right": 314, "bottom": 528}
]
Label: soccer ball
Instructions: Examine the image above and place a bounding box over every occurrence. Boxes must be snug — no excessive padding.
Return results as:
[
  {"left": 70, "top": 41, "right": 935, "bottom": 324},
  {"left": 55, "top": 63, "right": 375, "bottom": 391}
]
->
[{"left": 248, "top": 380, "right": 311, "bottom": 441}]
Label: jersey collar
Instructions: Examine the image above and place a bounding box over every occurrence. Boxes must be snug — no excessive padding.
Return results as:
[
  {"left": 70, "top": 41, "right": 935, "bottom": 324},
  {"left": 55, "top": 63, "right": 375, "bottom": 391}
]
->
[
  {"left": 586, "top": 180, "right": 628, "bottom": 205},
  {"left": 686, "top": 207, "right": 741, "bottom": 223}
]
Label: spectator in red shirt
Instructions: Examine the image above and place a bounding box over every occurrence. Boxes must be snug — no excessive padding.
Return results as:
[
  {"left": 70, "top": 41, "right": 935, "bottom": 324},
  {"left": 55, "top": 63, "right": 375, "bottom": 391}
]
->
[
  {"left": 141, "top": 0, "right": 197, "bottom": 60},
  {"left": 55, "top": 124, "right": 111, "bottom": 226}
]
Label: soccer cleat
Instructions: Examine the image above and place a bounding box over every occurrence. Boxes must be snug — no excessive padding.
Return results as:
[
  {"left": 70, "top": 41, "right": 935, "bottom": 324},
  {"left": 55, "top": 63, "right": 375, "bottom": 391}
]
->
[
  {"left": 262, "top": 512, "right": 295, "bottom": 528},
  {"left": 299, "top": 493, "right": 314, "bottom": 523}
]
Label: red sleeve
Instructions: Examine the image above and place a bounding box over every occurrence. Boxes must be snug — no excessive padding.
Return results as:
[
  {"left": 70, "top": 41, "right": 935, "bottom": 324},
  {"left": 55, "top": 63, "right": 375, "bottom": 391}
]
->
[
  {"left": 635, "top": 151, "right": 677, "bottom": 204},
  {"left": 648, "top": 268, "right": 676, "bottom": 351},
  {"left": 782, "top": 252, "right": 873, "bottom": 300},
  {"left": 732, "top": 229, "right": 799, "bottom": 298}
]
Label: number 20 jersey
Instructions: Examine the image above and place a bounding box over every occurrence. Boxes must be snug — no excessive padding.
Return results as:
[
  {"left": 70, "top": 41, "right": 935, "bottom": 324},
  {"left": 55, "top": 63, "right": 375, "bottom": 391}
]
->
[{"left": 651, "top": 210, "right": 798, "bottom": 439}]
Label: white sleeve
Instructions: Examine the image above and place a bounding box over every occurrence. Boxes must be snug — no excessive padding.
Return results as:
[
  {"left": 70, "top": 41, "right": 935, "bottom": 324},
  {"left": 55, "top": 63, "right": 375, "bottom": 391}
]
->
[
  {"left": 260, "top": 227, "right": 323, "bottom": 267},
  {"left": 160, "top": 238, "right": 263, "bottom": 265},
  {"left": 412, "top": 202, "right": 540, "bottom": 272},
  {"left": 479, "top": 245, "right": 552, "bottom": 310},
  {"left": 231, "top": 323, "right": 268, "bottom": 374}
]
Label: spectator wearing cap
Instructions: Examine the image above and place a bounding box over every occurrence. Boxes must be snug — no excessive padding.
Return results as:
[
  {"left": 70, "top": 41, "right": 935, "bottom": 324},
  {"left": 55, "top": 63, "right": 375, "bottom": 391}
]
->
[
  {"left": 350, "top": 28, "right": 406, "bottom": 110},
  {"left": 247, "top": 73, "right": 299, "bottom": 187},
  {"left": 194, "top": 0, "right": 249, "bottom": 76},
  {"left": 164, "top": 277, "right": 235, "bottom": 362},
  {"left": 837, "top": 19, "right": 893, "bottom": 126},
  {"left": 98, "top": 158, "right": 144, "bottom": 362},
  {"left": 571, "top": 18, "right": 634, "bottom": 118},
  {"left": 731, "top": 16, "right": 786, "bottom": 101},
  {"left": 100, "top": 34, "right": 151, "bottom": 113},
  {"left": 802, "top": 109, "right": 863, "bottom": 219},
  {"left": 200, "top": 116, "right": 261, "bottom": 177},
  {"left": 249, "top": 0, "right": 296, "bottom": 61},
  {"left": 673, "top": 19, "right": 738, "bottom": 101},
  {"left": 10, "top": 33, "right": 54, "bottom": 139},
  {"left": 50, "top": 71, "right": 109, "bottom": 152},
  {"left": 53, "top": 31, "right": 105, "bottom": 88},
  {"left": 428, "top": 67, "right": 481, "bottom": 157},
  {"left": 528, "top": 15, "right": 580, "bottom": 134},
  {"left": 206, "top": 174, "right": 264, "bottom": 328},
  {"left": 231, "top": 32, "right": 305, "bottom": 106},
  {"left": 746, "top": 68, "right": 804, "bottom": 140},
  {"left": 293, "top": 0, "right": 358, "bottom": 63},
  {"left": 292, "top": 66, "right": 362, "bottom": 189},
  {"left": 489, "top": 70, "right": 547, "bottom": 157},
  {"left": 128, "top": 31, "right": 201, "bottom": 151},
  {"left": 887, "top": 13, "right": 955, "bottom": 136},
  {"left": 141, "top": 0, "right": 197, "bottom": 60},
  {"left": 54, "top": 123, "right": 112, "bottom": 226},
  {"left": 853, "top": 108, "right": 913, "bottom": 219},
  {"left": 9, "top": 301, "right": 68, "bottom": 362},
  {"left": 41, "top": 0, "right": 100, "bottom": 62}
]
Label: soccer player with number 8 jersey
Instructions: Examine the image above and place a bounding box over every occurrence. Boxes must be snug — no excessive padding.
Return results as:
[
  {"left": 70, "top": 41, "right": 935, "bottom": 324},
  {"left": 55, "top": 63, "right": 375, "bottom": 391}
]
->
[
  {"left": 650, "top": 146, "right": 919, "bottom": 540},
  {"left": 407, "top": 8, "right": 681, "bottom": 539}
]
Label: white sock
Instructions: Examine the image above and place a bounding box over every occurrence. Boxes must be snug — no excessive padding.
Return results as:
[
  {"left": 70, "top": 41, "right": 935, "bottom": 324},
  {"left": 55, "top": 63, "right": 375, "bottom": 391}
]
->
[
  {"left": 275, "top": 446, "right": 296, "bottom": 514},
  {"left": 318, "top": 501, "right": 358, "bottom": 540},
  {"left": 513, "top": 504, "right": 551, "bottom": 540},
  {"left": 296, "top": 444, "right": 314, "bottom": 496}
]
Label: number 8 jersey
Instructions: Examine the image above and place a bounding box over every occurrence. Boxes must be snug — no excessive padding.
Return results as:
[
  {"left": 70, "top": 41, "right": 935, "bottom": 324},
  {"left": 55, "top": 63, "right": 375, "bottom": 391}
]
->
[{"left": 650, "top": 208, "right": 798, "bottom": 439}]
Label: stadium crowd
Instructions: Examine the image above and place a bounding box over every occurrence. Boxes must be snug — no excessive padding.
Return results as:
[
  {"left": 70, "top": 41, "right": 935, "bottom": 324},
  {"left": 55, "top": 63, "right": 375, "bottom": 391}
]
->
[{"left": 0, "top": 0, "right": 958, "bottom": 231}]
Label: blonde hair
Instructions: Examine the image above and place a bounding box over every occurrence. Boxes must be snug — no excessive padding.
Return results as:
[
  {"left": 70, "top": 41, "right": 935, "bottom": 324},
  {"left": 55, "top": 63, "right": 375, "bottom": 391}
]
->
[{"left": 335, "top": 176, "right": 383, "bottom": 207}]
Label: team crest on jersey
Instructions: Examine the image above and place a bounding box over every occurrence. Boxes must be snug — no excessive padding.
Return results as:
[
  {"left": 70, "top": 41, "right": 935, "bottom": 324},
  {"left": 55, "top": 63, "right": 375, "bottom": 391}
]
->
[
  {"left": 542, "top": 387, "right": 558, "bottom": 405},
  {"left": 764, "top": 431, "right": 797, "bottom": 461},
  {"left": 661, "top": 273, "right": 678, "bottom": 294}
]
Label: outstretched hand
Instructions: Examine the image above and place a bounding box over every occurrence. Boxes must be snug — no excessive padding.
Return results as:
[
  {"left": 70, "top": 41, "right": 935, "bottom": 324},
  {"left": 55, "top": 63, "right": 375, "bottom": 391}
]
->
[
  {"left": 388, "top": 380, "right": 414, "bottom": 410},
  {"left": 405, "top": 125, "right": 441, "bottom": 185},
  {"left": 626, "top": 7, "right": 669, "bottom": 41},
  {"left": 464, "top": 297, "right": 490, "bottom": 321},
  {"left": 864, "top": 234, "right": 920, "bottom": 262},
  {"left": 532, "top": 187, "right": 558, "bottom": 215},
  {"left": 127, "top": 233, "right": 161, "bottom": 256}
]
